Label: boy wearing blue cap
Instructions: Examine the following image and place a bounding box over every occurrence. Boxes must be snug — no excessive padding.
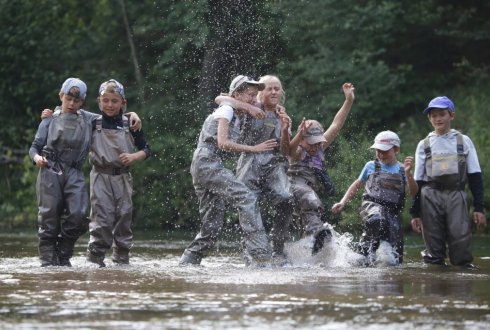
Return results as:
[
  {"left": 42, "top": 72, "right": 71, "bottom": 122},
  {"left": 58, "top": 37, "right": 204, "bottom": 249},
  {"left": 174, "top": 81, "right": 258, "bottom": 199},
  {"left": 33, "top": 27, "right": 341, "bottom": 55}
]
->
[
  {"left": 86, "top": 80, "right": 150, "bottom": 267},
  {"left": 29, "top": 78, "right": 96, "bottom": 267},
  {"left": 410, "top": 96, "right": 486, "bottom": 268}
]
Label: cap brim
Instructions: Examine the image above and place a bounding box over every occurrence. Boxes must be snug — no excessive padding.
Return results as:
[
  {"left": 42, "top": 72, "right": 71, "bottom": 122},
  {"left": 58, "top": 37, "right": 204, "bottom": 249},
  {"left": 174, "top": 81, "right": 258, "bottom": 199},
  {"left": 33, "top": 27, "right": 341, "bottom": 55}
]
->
[
  {"left": 305, "top": 135, "right": 327, "bottom": 145},
  {"left": 370, "top": 143, "right": 394, "bottom": 151},
  {"left": 247, "top": 81, "right": 265, "bottom": 91},
  {"left": 423, "top": 106, "right": 453, "bottom": 114}
]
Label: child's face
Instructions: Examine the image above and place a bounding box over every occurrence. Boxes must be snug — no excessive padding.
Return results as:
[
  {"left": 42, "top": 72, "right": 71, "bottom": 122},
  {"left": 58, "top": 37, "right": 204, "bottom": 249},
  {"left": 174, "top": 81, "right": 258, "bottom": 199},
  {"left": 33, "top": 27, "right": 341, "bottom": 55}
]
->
[
  {"left": 59, "top": 93, "right": 84, "bottom": 113},
  {"left": 260, "top": 79, "right": 282, "bottom": 108},
  {"left": 300, "top": 140, "right": 322, "bottom": 156},
  {"left": 375, "top": 147, "right": 398, "bottom": 165},
  {"left": 98, "top": 91, "right": 126, "bottom": 117},
  {"left": 428, "top": 108, "right": 454, "bottom": 134},
  {"left": 234, "top": 86, "right": 259, "bottom": 105}
]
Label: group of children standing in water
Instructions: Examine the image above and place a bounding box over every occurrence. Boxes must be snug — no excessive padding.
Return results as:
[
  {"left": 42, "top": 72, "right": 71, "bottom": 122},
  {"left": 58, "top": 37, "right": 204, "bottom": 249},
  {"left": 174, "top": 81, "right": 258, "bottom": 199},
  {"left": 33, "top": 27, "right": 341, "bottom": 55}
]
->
[{"left": 30, "top": 75, "right": 486, "bottom": 269}]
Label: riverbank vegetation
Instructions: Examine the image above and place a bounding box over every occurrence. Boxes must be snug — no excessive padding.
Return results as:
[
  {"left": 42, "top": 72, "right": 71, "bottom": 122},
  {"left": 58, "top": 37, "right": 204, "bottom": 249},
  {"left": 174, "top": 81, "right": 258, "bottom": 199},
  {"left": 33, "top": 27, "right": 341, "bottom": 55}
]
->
[{"left": 1, "top": 0, "right": 488, "bottom": 234}]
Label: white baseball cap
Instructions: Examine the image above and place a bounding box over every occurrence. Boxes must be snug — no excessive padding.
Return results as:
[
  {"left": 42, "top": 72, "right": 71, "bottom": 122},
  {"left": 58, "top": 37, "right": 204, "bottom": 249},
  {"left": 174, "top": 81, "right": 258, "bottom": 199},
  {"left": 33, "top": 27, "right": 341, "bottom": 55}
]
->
[
  {"left": 370, "top": 130, "right": 400, "bottom": 151},
  {"left": 229, "top": 75, "right": 265, "bottom": 95}
]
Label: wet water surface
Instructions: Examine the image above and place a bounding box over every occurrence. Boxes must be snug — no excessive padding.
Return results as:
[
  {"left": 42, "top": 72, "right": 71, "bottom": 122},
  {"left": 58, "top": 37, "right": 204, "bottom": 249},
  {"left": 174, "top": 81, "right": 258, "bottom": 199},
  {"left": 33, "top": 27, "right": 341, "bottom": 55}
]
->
[{"left": 0, "top": 232, "right": 489, "bottom": 329}]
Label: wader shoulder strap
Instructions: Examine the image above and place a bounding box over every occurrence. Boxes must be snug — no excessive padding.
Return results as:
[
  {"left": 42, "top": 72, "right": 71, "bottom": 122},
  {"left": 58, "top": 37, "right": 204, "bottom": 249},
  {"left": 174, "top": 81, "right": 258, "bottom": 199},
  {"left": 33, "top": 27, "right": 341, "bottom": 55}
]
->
[
  {"left": 122, "top": 115, "right": 130, "bottom": 133},
  {"left": 374, "top": 159, "right": 381, "bottom": 173},
  {"left": 456, "top": 133, "right": 466, "bottom": 187},
  {"left": 423, "top": 136, "right": 432, "bottom": 177},
  {"left": 95, "top": 115, "right": 103, "bottom": 132}
]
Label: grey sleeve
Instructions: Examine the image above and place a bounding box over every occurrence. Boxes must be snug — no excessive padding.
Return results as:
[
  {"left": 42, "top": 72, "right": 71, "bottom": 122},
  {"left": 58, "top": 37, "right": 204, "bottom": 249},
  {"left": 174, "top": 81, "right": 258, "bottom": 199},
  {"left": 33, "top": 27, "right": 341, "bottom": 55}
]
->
[
  {"left": 81, "top": 109, "right": 100, "bottom": 122},
  {"left": 28, "top": 119, "right": 51, "bottom": 163}
]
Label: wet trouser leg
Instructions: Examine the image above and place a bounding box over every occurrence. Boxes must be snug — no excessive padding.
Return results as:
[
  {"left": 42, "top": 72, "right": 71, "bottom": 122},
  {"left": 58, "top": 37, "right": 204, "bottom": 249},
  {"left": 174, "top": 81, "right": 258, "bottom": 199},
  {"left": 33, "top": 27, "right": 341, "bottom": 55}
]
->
[
  {"left": 386, "top": 211, "right": 404, "bottom": 264},
  {"left": 183, "top": 187, "right": 225, "bottom": 262},
  {"left": 183, "top": 149, "right": 271, "bottom": 264},
  {"left": 290, "top": 177, "right": 324, "bottom": 237},
  {"left": 420, "top": 187, "right": 472, "bottom": 266},
  {"left": 255, "top": 161, "right": 293, "bottom": 255},
  {"left": 112, "top": 173, "right": 134, "bottom": 264},
  {"left": 36, "top": 169, "right": 63, "bottom": 266},
  {"left": 88, "top": 171, "right": 115, "bottom": 264},
  {"left": 269, "top": 200, "right": 293, "bottom": 254},
  {"left": 359, "top": 201, "right": 388, "bottom": 258},
  {"left": 58, "top": 168, "right": 89, "bottom": 266}
]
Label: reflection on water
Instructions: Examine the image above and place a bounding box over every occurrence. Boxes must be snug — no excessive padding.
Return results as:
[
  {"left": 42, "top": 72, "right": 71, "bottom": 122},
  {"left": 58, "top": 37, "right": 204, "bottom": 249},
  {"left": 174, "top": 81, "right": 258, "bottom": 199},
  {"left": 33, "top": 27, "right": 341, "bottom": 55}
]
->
[{"left": 0, "top": 232, "right": 489, "bottom": 329}]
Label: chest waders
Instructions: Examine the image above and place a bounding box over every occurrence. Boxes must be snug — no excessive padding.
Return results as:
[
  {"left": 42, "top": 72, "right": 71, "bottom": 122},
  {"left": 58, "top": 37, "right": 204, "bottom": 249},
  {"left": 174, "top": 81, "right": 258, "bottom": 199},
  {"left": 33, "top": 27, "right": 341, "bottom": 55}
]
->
[
  {"left": 236, "top": 111, "right": 293, "bottom": 263},
  {"left": 87, "top": 116, "right": 135, "bottom": 266},
  {"left": 180, "top": 112, "right": 272, "bottom": 266},
  {"left": 420, "top": 133, "right": 472, "bottom": 266},
  {"left": 37, "top": 111, "right": 91, "bottom": 267},
  {"left": 359, "top": 160, "right": 406, "bottom": 264},
  {"left": 287, "top": 147, "right": 334, "bottom": 255}
]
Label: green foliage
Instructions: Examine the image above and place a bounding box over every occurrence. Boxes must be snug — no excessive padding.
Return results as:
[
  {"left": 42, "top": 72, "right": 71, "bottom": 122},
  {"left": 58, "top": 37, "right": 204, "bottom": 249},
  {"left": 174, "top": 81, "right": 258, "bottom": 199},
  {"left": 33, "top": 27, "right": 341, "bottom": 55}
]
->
[{"left": 1, "top": 0, "right": 489, "bottom": 234}]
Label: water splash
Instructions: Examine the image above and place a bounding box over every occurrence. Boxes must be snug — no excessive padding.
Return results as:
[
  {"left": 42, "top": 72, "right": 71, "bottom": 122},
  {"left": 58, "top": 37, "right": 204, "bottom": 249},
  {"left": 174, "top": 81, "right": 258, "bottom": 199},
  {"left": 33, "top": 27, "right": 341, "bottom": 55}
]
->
[{"left": 285, "top": 227, "right": 365, "bottom": 268}]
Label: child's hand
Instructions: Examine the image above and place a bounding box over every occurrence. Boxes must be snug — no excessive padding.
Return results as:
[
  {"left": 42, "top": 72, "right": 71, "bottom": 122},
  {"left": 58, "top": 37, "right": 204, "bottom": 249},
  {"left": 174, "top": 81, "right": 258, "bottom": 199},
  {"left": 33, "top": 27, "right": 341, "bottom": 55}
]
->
[
  {"left": 473, "top": 211, "right": 487, "bottom": 231},
  {"left": 41, "top": 109, "right": 53, "bottom": 120},
  {"left": 411, "top": 218, "right": 422, "bottom": 234},
  {"left": 278, "top": 109, "right": 291, "bottom": 131},
  {"left": 127, "top": 112, "right": 142, "bottom": 131},
  {"left": 298, "top": 118, "right": 310, "bottom": 136},
  {"left": 247, "top": 106, "right": 266, "bottom": 119},
  {"left": 331, "top": 202, "right": 345, "bottom": 214},
  {"left": 119, "top": 152, "right": 137, "bottom": 166},
  {"left": 404, "top": 156, "right": 414, "bottom": 173},
  {"left": 34, "top": 154, "right": 48, "bottom": 168},
  {"left": 342, "top": 83, "right": 355, "bottom": 102},
  {"left": 252, "top": 139, "right": 277, "bottom": 153}
]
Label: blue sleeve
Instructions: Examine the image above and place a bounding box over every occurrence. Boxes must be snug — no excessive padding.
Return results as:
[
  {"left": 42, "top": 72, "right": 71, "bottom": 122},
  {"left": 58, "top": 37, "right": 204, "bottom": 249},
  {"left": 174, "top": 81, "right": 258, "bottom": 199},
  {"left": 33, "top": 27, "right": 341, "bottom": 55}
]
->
[{"left": 358, "top": 161, "right": 374, "bottom": 182}]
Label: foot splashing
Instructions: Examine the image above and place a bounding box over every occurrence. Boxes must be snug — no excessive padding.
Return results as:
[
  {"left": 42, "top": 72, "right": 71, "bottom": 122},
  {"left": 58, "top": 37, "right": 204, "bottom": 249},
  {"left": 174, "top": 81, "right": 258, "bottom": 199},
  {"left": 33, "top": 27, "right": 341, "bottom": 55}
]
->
[{"left": 284, "top": 226, "right": 366, "bottom": 267}]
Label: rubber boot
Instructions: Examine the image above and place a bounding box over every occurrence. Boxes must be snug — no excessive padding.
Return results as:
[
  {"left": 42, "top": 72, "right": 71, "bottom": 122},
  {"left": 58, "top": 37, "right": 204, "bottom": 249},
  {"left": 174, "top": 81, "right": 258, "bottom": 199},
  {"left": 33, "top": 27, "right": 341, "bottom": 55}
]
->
[
  {"left": 57, "top": 236, "right": 77, "bottom": 267},
  {"left": 86, "top": 250, "right": 106, "bottom": 268},
  {"left": 112, "top": 247, "right": 130, "bottom": 265},
  {"left": 179, "top": 249, "right": 203, "bottom": 266},
  {"left": 312, "top": 223, "right": 333, "bottom": 255},
  {"left": 39, "top": 238, "right": 59, "bottom": 267}
]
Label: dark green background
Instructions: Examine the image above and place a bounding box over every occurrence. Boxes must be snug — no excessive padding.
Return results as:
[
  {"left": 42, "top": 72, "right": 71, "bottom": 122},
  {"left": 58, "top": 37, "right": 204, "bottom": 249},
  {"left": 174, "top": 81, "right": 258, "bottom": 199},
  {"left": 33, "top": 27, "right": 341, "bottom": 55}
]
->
[{"left": 1, "top": 0, "right": 489, "bottom": 235}]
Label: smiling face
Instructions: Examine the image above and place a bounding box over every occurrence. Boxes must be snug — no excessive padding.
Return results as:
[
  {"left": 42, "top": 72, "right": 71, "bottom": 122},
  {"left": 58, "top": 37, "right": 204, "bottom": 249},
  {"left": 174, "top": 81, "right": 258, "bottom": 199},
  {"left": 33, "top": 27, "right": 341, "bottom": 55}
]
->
[
  {"left": 98, "top": 91, "right": 126, "bottom": 117},
  {"left": 427, "top": 108, "right": 454, "bottom": 135},
  {"left": 375, "top": 147, "right": 399, "bottom": 165},
  {"left": 259, "top": 77, "right": 283, "bottom": 109},
  {"left": 300, "top": 139, "right": 322, "bottom": 156}
]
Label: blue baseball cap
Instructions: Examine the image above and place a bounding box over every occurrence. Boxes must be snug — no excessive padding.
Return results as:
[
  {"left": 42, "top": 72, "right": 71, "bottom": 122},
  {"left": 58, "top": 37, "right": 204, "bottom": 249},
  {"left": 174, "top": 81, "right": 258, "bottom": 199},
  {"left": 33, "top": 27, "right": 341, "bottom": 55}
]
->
[
  {"left": 423, "top": 96, "right": 455, "bottom": 114},
  {"left": 60, "top": 78, "right": 87, "bottom": 100}
]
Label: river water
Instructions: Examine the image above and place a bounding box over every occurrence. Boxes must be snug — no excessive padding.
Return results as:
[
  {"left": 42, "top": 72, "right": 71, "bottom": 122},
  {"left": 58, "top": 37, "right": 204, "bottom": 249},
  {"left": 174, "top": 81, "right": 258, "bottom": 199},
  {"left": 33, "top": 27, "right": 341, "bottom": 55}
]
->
[{"left": 0, "top": 231, "right": 489, "bottom": 330}]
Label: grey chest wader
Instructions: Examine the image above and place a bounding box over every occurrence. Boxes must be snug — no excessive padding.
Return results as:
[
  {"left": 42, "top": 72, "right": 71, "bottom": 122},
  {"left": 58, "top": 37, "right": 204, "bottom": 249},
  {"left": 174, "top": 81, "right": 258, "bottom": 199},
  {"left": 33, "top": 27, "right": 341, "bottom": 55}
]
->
[{"left": 360, "top": 160, "right": 406, "bottom": 264}]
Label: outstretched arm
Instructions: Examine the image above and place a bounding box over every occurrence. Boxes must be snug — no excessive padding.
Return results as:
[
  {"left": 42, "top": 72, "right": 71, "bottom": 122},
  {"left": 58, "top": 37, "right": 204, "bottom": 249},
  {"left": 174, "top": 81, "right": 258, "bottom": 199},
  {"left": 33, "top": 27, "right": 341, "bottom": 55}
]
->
[
  {"left": 278, "top": 108, "right": 291, "bottom": 156},
  {"left": 215, "top": 95, "right": 265, "bottom": 119},
  {"left": 331, "top": 179, "right": 364, "bottom": 214},
  {"left": 217, "top": 118, "right": 277, "bottom": 153},
  {"left": 323, "top": 82, "right": 355, "bottom": 148},
  {"left": 288, "top": 118, "right": 308, "bottom": 160}
]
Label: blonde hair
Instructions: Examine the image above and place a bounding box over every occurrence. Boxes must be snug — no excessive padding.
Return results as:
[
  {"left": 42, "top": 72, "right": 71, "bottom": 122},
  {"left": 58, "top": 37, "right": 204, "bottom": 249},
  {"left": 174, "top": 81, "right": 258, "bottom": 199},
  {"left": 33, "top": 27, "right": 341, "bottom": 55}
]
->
[{"left": 257, "top": 75, "right": 285, "bottom": 105}]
